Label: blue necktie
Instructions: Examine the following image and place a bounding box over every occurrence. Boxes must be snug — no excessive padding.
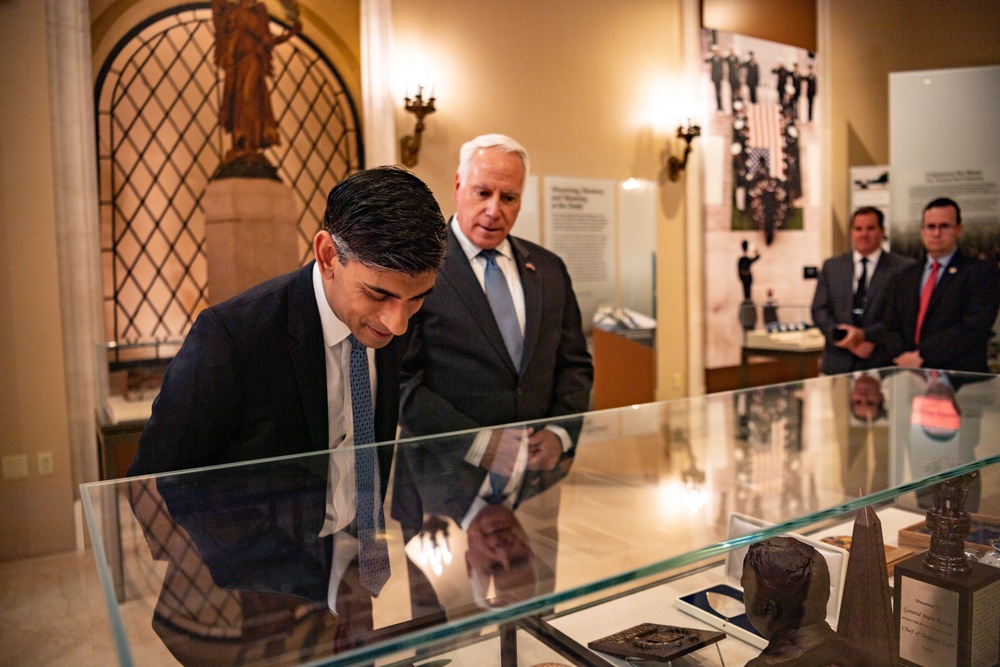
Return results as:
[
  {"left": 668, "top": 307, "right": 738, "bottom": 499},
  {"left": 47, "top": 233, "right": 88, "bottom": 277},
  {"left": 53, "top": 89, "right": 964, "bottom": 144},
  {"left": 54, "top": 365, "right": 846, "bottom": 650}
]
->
[
  {"left": 481, "top": 249, "right": 523, "bottom": 368},
  {"left": 348, "top": 334, "right": 390, "bottom": 595},
  {"left": 486, "top": 471, "right": 509, "bottom": 505}
]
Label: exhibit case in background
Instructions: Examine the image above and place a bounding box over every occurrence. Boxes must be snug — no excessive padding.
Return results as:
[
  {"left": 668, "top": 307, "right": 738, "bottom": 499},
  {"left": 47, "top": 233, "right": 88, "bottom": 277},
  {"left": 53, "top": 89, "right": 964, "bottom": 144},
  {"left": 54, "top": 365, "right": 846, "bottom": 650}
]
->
[{"left": 81, "top": 369, "right": 1000, "bottom": 666}]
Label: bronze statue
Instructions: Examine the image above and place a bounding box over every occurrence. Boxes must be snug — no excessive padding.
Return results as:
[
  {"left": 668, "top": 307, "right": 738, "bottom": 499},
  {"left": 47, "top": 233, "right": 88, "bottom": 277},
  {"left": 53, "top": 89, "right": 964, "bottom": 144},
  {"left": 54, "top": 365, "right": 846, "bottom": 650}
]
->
[
  {"left": 742, "top": 537, "right": 864, "bottom": 666},
  {"left": 212, "top": 0, "right": 301, "bottom": 170}
]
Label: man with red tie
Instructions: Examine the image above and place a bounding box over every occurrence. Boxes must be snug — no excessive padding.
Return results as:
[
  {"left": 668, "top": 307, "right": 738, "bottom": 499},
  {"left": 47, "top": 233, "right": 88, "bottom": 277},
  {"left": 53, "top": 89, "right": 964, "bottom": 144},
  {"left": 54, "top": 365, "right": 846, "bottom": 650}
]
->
[{"left": 889, "top": 197, "right": 999, "bottom": 373}]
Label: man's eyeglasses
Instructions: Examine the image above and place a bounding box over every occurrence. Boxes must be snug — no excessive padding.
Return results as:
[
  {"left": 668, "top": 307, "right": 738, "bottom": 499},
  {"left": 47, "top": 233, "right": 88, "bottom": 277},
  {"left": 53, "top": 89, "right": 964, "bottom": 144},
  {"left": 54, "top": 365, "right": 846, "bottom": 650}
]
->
[{"left": 923, "top": 223, "right": 956, "bottom": 233}]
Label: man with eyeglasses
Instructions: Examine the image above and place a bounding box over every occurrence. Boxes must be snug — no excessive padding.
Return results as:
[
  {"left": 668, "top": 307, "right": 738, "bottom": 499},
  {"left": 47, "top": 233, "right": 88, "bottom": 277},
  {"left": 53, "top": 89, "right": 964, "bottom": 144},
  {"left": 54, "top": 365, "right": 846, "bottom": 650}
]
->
[{"left": 888, "top": 197, "right": 999, "bottom": 373}]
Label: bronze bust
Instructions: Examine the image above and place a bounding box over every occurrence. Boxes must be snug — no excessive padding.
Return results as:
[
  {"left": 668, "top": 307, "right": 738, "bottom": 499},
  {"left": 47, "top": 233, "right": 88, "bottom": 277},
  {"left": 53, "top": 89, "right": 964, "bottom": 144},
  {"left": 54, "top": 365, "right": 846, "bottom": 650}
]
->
[{"left": 742, "top": 537, "right": 864, "bottom": 666}]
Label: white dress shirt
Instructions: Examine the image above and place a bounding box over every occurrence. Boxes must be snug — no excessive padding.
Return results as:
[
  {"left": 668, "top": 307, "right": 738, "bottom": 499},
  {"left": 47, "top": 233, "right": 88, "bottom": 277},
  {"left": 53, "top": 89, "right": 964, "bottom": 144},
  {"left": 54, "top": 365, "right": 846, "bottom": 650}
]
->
[
  {"left": 451, "top": 217, "right": 526, "bottom": 335},
  {"left": 311, "top": 263, "right": 376, "bottom": 610},
  {"left": 851, "top": 247, "right": 882, "bottom": 293}
]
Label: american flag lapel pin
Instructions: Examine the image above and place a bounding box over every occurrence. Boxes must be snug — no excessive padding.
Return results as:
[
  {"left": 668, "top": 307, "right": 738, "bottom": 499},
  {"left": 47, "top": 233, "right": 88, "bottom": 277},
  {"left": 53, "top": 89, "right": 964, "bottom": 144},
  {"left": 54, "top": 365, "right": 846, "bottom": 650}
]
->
[{"left": 525, "top": 262, "right": 536, "bottom": 272}]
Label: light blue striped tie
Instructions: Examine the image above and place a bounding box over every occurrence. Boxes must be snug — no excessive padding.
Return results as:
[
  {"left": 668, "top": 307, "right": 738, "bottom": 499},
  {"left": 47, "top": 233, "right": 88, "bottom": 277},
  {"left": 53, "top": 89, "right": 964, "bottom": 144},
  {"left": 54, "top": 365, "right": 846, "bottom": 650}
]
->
[
  {"left": 348, "top": 334, "right": 390, "bottom": 595},
  {"left": 481, "top": 249, "right": 523, "bottom": 368}
]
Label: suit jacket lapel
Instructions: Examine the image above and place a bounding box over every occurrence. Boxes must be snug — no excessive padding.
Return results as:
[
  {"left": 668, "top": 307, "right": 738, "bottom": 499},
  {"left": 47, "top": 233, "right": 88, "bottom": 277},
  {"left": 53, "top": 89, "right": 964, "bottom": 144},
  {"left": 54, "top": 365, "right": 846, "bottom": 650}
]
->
[
  {"left": 511, "top": 237, "right": 541, "bottom": 372},
  {"left": 926, "top": 249, "right": 965, "bottom": 315},
  {"left": 866, "top": 253, "right": 890, "bottom": 302},
  {"left": 442, "top": 227, "right": 519, "bottom": 373},
  {"left": 287, "top": 262, "right": 329, "bottom": 452}
]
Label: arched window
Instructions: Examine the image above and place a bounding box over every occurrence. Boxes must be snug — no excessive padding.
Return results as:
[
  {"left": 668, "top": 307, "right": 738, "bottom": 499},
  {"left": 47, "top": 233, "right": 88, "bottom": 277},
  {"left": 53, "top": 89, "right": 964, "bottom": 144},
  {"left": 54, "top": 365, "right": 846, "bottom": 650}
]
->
[{"left": 95, "top": 3, "right": 362, "bottom": 352}]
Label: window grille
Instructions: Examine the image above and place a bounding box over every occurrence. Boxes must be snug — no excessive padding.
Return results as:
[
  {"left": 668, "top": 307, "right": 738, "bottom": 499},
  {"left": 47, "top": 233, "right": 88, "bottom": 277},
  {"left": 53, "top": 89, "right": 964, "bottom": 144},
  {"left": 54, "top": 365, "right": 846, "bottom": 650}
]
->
[{"left": 95, "top": 4, "right": 363, "bottom": 357}]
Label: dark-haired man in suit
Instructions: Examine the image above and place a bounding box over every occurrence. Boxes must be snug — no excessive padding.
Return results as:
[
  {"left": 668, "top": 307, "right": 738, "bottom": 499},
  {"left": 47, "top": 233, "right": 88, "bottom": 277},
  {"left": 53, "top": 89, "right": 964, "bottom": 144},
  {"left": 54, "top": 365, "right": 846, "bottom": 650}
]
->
[
  {"left": 130, "top": 166, "right": 447, "bottom": 476},
  {"left": 393, "top": 134, "right": 592, "bottom": 530},
  {"left": 889, "top": 197, "right": 1000, "bottom": 373},
  {"left": 811, "top": 206, "right": 915, "bottom": 374}
]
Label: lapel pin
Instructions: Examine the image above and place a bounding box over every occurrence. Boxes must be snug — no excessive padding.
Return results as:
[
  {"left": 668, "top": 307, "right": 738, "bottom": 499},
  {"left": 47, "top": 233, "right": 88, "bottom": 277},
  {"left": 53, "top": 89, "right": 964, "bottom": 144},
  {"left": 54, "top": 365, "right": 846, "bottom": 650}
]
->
[
  {"left": 948, "top": 266, "right": 957, "bottom": 274},
  {"left": 525, "top": 262, "right": 536, "bottom": 272}
]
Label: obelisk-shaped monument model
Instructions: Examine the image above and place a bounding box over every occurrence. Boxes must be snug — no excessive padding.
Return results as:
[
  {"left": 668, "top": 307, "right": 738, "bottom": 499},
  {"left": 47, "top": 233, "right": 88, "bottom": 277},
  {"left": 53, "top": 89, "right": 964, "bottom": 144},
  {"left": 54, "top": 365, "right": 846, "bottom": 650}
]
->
[{"left": 836, "top": 505, "right": 897, "bottom": 666}]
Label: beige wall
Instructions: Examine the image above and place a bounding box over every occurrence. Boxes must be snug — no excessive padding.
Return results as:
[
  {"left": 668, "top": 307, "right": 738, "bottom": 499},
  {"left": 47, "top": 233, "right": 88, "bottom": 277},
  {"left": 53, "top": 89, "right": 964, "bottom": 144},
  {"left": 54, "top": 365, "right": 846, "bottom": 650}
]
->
[
  {"left": 0, "top": 1, "right": 77, "bottom": 559},
  {"left": 827, "top": 0, "right": 1000, "bottom": 250}
]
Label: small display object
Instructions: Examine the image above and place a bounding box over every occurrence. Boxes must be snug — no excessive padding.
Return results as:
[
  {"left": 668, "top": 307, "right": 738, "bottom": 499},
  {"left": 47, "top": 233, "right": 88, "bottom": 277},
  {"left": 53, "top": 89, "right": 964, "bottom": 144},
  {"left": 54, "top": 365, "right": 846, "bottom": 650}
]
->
[
  {"left": 744, "top": 327, "right": 824, "bottom": 352},
  {"left": 898, "top": 512, "right": 1000, "bottom": 560},
  {"left": 588, "top": 623, "right": 725, "bottom": 662},
  {"left": 981, "top": 539, "right": 1000, "bottom": 569},
  {"left": 835, "top": 505, "right": 898, "bottom": 666},
  {"left": 894, "top": 473, "right": 1000, "bottom": 666},
  {"left": 819, "top": 534, "right": 914, "bottom": 577},
  {"left": 675, "top": 513, "right": 848, "bottom": 649}
]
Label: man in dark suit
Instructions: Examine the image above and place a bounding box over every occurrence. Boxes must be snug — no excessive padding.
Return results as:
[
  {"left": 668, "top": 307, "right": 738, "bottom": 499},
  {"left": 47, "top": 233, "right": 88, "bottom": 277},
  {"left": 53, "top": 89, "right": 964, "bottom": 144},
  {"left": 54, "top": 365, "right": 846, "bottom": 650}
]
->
[
  {"left": 890, "top": 197, "right": 1000, "bottom": 373},
  {"left": 811, "top": 206, "right": 915, "bottom": 374},
  {"left": 802, "top": 63, "right": 817, "bottom": 122},
  {"left": 707, "top": 46, "right": 724, "bottom": 112},
  {"left": 128, "top": 165, "right": 447, "bottom": 502},
  {"left": 726, "top": 48, "right": 742, "bottom": 111},
  {"left": 742, "top": 51, "right": 760, "bottom": 104},
  {"left": 393, "top": 134, "right": 592, "bottom": 531}
]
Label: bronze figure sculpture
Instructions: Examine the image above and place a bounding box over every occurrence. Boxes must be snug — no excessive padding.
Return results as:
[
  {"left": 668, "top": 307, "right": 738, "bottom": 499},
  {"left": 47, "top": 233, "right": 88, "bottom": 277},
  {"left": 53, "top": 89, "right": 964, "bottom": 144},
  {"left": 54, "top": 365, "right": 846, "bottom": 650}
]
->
[{"left": 212, "top": 0, "right": 301, "bottom": 174}]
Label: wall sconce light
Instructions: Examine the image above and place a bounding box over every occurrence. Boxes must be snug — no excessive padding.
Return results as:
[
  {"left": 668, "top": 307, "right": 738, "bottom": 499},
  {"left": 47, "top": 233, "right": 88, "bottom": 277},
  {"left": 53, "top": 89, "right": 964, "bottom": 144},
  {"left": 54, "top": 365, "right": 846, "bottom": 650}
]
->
[
  {"left": 400, "top": 83, "right": 436, "bottom": 168},
  {"left": 664, "top": 119, "right": 701, "bottom": 182}
]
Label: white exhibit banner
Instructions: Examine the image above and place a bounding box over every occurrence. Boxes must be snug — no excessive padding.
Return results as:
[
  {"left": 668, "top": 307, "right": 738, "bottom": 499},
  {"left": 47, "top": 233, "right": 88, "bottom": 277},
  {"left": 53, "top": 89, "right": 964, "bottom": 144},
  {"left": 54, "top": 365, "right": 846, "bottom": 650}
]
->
[{"left": 542, "top": 176, "right": 617, "bottom": 331}]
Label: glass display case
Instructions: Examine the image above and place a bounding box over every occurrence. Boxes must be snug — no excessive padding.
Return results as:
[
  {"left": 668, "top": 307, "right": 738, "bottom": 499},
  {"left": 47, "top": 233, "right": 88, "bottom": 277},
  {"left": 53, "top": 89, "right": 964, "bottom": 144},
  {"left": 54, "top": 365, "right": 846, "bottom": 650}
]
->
[{"left": 81, "top": 368, "right": 1000, "bottom": 666}]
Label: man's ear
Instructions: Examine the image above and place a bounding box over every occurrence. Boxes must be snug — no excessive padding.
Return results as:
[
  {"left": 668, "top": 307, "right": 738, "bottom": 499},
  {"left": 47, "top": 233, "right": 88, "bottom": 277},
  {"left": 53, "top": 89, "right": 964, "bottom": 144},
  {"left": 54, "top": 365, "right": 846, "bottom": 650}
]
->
[
  {"left": 313, "top": 231, "right": 338, "bottom": 279},
  {"left": 453, "top": 171, "right": 462, "bottom": 202},
  {"left": 764, "top": 599, "right": 779, "bottom": 621}
]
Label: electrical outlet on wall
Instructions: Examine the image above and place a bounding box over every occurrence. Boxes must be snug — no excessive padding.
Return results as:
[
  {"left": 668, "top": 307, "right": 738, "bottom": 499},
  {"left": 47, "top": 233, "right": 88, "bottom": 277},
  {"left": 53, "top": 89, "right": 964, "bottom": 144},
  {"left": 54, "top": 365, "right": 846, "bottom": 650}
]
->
[{"left": 38, "top": 452, "right": 54, "bottom": 476}]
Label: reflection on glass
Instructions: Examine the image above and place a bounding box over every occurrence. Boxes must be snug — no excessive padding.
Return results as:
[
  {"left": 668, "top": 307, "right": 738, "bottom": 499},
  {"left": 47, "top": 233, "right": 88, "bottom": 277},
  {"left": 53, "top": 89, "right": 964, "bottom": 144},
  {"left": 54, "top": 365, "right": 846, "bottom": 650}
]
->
[
  {"left": 907, "top": 369, "right": 989, "bottom": 512},
  {"left": 849, "top": 372, "right": 886, "bottom": 423},
  {"left": 83, "top": 370, "right": 1000, "bottom": 666}
]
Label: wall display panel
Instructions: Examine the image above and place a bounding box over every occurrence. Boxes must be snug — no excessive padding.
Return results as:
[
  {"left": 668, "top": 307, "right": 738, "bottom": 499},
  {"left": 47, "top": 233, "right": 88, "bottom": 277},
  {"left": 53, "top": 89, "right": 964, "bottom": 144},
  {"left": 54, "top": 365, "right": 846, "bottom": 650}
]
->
[
  {"left": 889, "top": 65, "right": 1000, "bottom": 371},
  {"left": 542, "top": 176, "right": 617, "bottom": 331},
  {"left": 889, "top": 65, "right": 1000, "bottom": 261},
  {"left": 701, "top": 29, "right": 823, "bottom": 369}
]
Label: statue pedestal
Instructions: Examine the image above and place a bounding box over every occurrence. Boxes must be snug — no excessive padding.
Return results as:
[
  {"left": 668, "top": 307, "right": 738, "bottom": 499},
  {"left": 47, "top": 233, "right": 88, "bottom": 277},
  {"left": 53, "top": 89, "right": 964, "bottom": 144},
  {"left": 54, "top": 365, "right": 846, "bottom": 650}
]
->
[{"left": 203, "top": 178, "right": 300, "bottom": 305}]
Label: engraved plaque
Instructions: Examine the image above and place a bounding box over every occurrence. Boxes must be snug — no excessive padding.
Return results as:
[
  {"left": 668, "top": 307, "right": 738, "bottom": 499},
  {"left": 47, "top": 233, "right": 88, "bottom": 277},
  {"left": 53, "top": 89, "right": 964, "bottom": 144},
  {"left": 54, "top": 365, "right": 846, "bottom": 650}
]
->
[{"left": 894, "top": 552, "right": 1000, "bottom": 666}]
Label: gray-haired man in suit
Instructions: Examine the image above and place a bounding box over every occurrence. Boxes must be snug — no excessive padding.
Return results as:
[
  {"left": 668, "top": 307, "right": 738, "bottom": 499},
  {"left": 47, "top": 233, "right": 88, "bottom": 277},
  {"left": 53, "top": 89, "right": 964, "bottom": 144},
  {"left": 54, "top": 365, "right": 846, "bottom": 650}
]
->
[
  {"left": 392, "top": 134, "right": 592, "bottom": 532},
  {"left": 811, "top": 206, "right": 915, "bottom": 374}
]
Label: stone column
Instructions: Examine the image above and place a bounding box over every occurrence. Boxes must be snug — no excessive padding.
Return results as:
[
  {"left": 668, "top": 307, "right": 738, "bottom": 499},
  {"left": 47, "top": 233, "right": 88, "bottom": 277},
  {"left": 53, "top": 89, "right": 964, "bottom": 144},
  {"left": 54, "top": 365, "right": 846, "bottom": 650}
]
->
[
  {"left": 203, "top": 178, "right": 301, "bottom": 304},
  {"left": 47, "top": 0, "right": 103, "bottom": 487}
]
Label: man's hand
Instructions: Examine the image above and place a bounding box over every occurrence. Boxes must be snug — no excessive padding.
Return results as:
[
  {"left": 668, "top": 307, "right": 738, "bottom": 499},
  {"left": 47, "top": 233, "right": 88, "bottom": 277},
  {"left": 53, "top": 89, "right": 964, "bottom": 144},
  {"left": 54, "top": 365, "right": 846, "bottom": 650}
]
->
[
  {"left": 481, "top": 427, "right": 527, "bottom": 477},
  {"left": 834, "top": 324, "right": 864, "bottom": 349},
  {"left": 525, "top": 428, "right": 562, "bottom": 471},
  {"left": 851, "top": 340, "right": 875, "bottom": 359},
  {"left": 835, "top": 324, "right": 874, "bottom": 358},
  {"left": 894, "top": 350, "right": 924, "bottom": 368}
]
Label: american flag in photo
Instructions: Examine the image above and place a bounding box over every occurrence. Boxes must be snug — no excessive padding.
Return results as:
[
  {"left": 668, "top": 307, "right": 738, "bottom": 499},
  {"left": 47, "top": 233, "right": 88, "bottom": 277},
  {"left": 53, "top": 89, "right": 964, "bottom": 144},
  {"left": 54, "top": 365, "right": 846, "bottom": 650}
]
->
[{"left": 747, "top": 103, "right": 784, "bottom": 178}]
